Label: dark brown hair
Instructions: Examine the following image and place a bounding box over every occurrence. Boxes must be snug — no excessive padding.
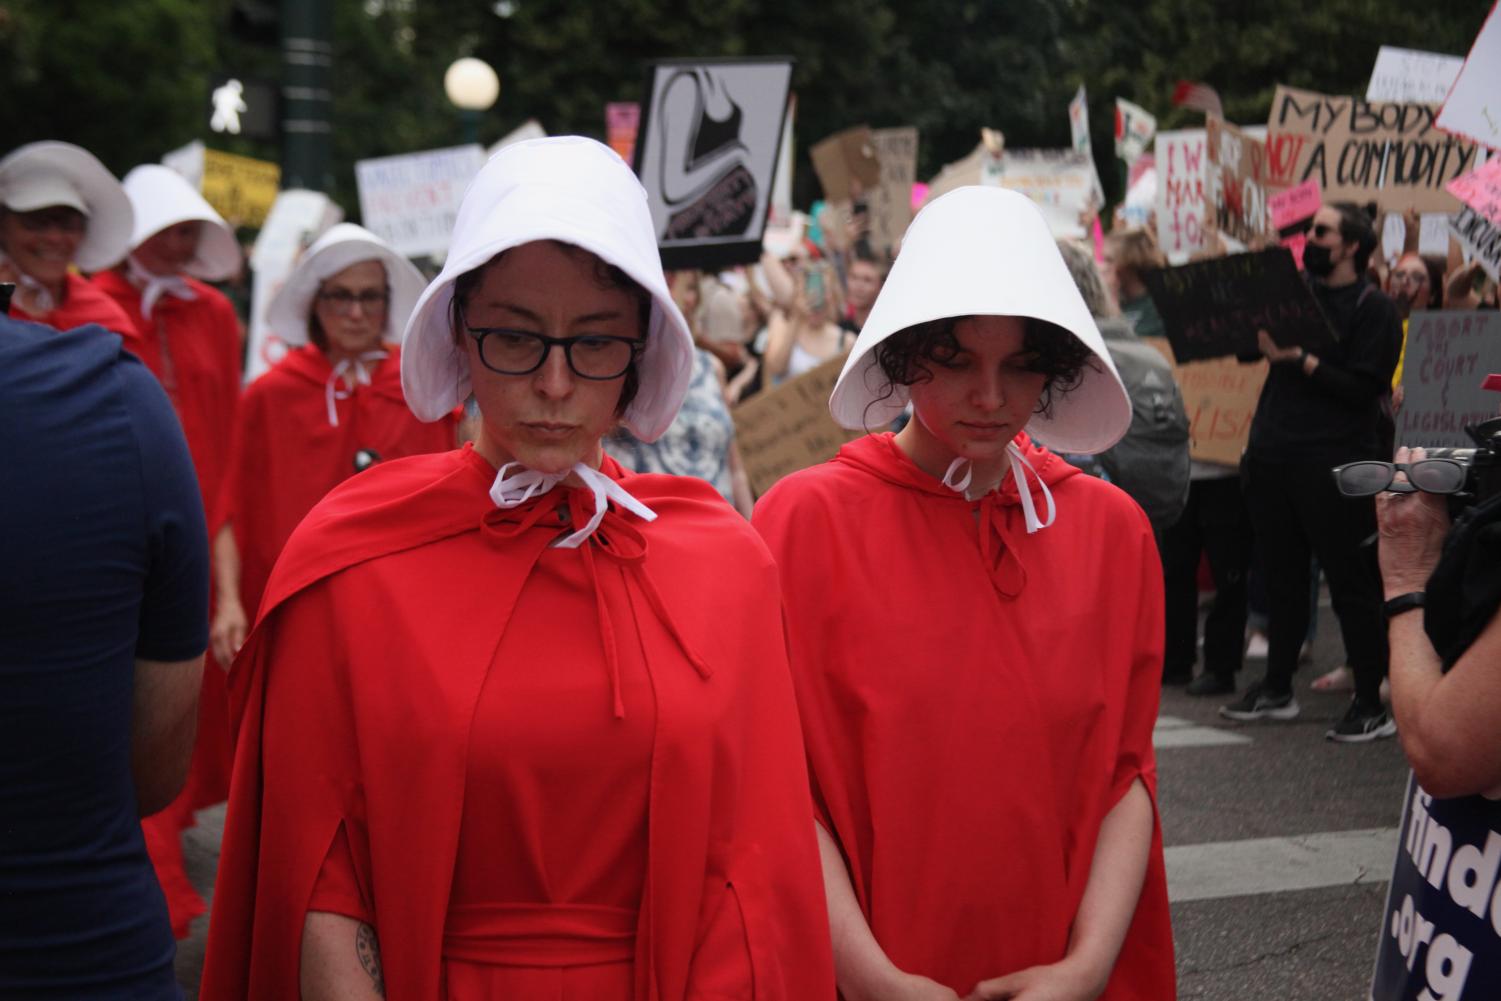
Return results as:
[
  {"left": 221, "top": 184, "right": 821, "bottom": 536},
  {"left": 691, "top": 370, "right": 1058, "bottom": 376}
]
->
[{"left": 450, "top": 240, "right": 653, "bottom": 414}]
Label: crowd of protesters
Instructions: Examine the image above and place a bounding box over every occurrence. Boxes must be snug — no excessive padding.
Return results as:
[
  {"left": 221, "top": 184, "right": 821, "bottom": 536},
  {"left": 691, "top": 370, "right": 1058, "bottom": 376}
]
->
[{"left": 0, "top": 105, "right": 1497, "bottom": 1001}]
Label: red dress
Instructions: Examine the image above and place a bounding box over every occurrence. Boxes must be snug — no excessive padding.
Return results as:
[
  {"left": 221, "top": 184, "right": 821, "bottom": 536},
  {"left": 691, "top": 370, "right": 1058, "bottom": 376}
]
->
[
  {"left": 220, "top": 343, "right": 456, "bottom": 622},
  {"left": 93, "top": 267, "right": 244, "bottom": 938},
  {"left": 753, "top": 432, "right": 1175, "bottom": 999},
  {"left": 200, "top": 447, "right": 834, "bottom": 1001},
  {"left": 9, "top": 272, "right": 136, "bottom": 338}
]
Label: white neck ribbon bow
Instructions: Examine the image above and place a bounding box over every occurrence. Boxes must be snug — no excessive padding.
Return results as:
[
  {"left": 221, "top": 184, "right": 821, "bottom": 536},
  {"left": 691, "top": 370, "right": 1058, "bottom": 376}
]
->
[
  {"left": 942, "top": 442, "right": 1057, "bottom": 534},
  {"left": 489, "top": 461, "right": 658, "bottom": 549},
  {"left": 324, "top": 350, "right": 388, "bottom": 427},
  {"left": 127, "top": 255, "right": 198, "bottom": 320}
]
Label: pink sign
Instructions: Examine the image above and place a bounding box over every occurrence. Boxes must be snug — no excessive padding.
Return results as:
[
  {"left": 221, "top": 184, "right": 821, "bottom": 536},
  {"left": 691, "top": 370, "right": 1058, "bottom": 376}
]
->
[
  {"left": 1447, "top": 159, "right": 1501, "bottom": 227},
  {"left": 606, "top": 102, "right": 641, "bottom": 166},
  {"left": 1269, "top": 179, "right": 1321, "bottom": 231},
  {"left": 1282, "top": 232, "right": 1307, "bottom": 270},
  {"left": 910, "top": 182, "right": 929, "bottom": 212}
]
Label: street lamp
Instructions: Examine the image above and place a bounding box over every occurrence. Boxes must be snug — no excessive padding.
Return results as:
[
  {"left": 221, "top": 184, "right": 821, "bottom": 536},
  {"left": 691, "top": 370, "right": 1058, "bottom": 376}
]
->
[{"left": 444, "top": 57, "right": 500, "bottom": 145}]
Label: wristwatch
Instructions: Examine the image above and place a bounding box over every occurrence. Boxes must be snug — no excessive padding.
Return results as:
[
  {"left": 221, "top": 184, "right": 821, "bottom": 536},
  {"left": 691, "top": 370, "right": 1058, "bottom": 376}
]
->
[{"left": 1382, "top": 592, "right": 1426, "bottom": 619}]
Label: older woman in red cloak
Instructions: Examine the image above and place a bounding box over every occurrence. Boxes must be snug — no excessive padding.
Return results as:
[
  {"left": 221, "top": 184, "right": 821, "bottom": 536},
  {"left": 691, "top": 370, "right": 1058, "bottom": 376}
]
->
[
  {"left": 200, "top": 137, "right": 832, "bottom": 1001},
  {"left": 754, "top": 188, "right": 1175, "bottom": 1001}
]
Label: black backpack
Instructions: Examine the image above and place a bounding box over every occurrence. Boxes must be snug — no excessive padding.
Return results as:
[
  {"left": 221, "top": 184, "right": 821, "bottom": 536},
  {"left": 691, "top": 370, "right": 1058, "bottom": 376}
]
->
[{"left": 1095, "top": 321, "right": 1192, "bottom": 533}]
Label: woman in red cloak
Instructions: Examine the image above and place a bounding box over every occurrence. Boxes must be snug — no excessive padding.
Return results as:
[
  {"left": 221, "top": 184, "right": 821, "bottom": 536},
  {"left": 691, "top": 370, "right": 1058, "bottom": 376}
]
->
[
  {"left": 209, "top": 222, "right": 456, "bottom": 665},
  {"left": 0, "top": 141, "right": 136, "bottom": 336},
  {"left": 200, "top": 137, "right": 832, "bottom": 1001},
  {"left": 753, "top": 188, "right": 1176, "bottom": 1001}
]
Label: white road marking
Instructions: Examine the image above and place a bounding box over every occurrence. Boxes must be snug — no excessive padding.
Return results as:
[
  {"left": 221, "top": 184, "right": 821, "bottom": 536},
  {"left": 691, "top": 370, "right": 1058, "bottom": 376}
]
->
[
  {"left": 1155, "top": 715, "right": 1194, "bottom": 729},
  {"left": 1154, "top": 726, "right": 1254, "bottom": 748},
  {"left": 1164, "top": 827, "right": 1399, "bottom": 903}
]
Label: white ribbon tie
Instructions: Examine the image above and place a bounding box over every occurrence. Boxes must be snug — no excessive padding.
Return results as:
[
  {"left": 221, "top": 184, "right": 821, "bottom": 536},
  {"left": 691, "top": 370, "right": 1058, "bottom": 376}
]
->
[
  {"left": 324, "top": 350, "right": 388, "bottom": 427},
  {"left": 127, "top": 256, "right": 198, "bottom": 320},
  {"left": 942, "top": 442, "right": 1056, "bottom": 534},
  {"left": 490, "top": 461, "right": 658, "bottom": 549}
]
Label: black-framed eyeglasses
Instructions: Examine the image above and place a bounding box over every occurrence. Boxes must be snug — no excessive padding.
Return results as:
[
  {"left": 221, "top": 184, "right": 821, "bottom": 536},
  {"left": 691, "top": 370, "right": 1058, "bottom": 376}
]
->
[
  {"left": 1331, "top": 459, "right": 1468, "bottom": 497},
  {"left": 317, "top": 288, "right": 389, "bottom": 314},
  {"left": 460, "top": 304, "right": 644, "bottom": 380}
]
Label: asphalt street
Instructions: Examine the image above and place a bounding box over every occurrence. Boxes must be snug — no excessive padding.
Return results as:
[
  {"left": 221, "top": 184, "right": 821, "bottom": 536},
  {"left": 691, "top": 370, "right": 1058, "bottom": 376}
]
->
[{"left": 173, "top": 589, "right": 1412, "bottom": 1000}]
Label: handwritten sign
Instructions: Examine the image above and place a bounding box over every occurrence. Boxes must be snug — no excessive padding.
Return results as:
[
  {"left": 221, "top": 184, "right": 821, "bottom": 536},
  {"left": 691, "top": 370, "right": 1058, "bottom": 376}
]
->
[
  {"left": 1155, "top": 130, "right": 1208, "bottom": 262},
  {"left": 1115, "top": 98, "right": 1156, "bottom": 164},
  {"left": 1366, "top": 46, "right": 1464, "bottom": 103},
  {"left": 1398, "top": 311, "right": 1501, "bottom": 446},
  {"left": 731, "top": 353, "right": 862, "bottom": 496},
  {"left": 810, "top": 125, "right": 882, "bottom": 204},
  {"left": 1070, "top": 86, "right": 1091, "bottom": 154},
  {"left": 1450, "top": 206, "right": 1501, "bottom": 282},
  {"left": 1435, "top": 2, "right": 1501, "bottom": 150},
  {"left": 1207, "top": 116, "right": 1272, "bottom": 244},
  {"left": 1269, "top": 179, "right": 1321, "bottom": 230},
  {"left": 1371, "top": 776, "right": 1501, "bottom": 1001},
  {"left": 1448, "top": 159, "right": 1501, "bottom": 227},
  {"left": 1142, "top": 248, "right": 1335, "bottom": 363},
  {"left": 1147, "top": 337, "right": 1267, "bottom": 466},
  {"left": 997, "top": 148, "right": 1096, "bottom": 239},
  {"left": 355, "top": 144, "right": 485, "bottom": 259},
  {"left": 866, "top": 127, "right": 918, "bottom": 259},
  {"left": 1265, "top": 85, "right": 1483, "bottom": 214},
  {"left": 201, "top": 148, "right": 280, "bottom": 228}
]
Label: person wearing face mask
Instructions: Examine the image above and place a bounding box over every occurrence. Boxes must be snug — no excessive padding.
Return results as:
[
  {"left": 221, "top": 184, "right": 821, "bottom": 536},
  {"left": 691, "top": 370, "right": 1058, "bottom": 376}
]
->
[
  {"left": 1221, "top": 202, "right": 1402, "bottom": 742},
  {"left": 0, "top": 141, "right": 136, "bottom": 336},
  {"left": 200, "top": 137, "right": 832, "bottom": 1001},
  {"left": 754, "top": 188, "right": 1174, "bottom": 1001}
]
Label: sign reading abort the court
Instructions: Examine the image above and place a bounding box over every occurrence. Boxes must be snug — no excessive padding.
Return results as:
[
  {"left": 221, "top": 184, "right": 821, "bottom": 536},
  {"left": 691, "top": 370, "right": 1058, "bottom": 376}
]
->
[{"left": 1398, "top": 311, "right": 1501, "bottom": 448}]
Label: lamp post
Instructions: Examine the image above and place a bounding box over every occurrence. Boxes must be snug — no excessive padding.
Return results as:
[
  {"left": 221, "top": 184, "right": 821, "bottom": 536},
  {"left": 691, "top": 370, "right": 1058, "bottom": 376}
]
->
[{"left": 444, "top": 57, "right": 500, "bottom": 145}]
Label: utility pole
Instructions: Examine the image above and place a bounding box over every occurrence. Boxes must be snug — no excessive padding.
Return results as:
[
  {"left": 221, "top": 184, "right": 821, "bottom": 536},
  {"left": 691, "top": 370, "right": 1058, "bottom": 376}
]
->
[{"left": 280, "top": 0, "right": 332, "bottom": 191}]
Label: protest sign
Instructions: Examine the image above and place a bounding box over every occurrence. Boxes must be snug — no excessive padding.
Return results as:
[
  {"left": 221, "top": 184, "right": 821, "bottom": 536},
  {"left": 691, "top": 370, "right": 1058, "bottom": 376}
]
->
[
  {"left": 1435, "top": 2, "right": 1501, "bottom": 150},
  {"left": 810, "top": 126, "right": 882, "bottom": 205},
  {"left": 162, "top": 140, "right": 206, "bottom": 192},
  {"left": 635, "top": 57, "right": 794, "bottom": 270},
  {"left": 1115, "top": 98, "right": 1156, "bottom": 164},
  {"left": 866, "top": 127, "right": 918, "bottom": 259},
  {"left": 246, "top": 189, "right": 342, "bottom": 383},
  {"left": 606, "top": 102, "right": 640, "bottom": 165},
  {"left": 1156, "top": 129, "right": 1208, "bottom": 262},
  {"left": 1366, "top": 46, "right": 1464, "bottom": 103},
  {"left": 925, "top": 137, "right": 1004, "bottom": 204},
  {"left": 201, "top": 148, "right": 280, "bottom": 228},
  {"left": 1448, "top": 158, "right": 1501, "bottom": 225},
  {"left": 767, "top": 96, "right": 796, "bottom": 230},
  {"left": 1146, "top": 337, "right": 1267, "bottom": 466},
  {"left": 1380, "top": 212, "right": 1458, "bottom": 264},
  {"left": 1397, "top": 310, "right": 1501, "bottom": 446},
  {"left": 996, "top": 148, "right": 1095, "bottom": 239},
  {"left": 1206, "top": 117, "right": 1272, "bottom": 244},
  {"left": 1142, "top": 248, "right": 1335, "bottom": 363},
  {"left": 731, "top": 353, "right": 862, "bottom": 496},
  {"left": 1371, "top": 775, "right": 1501, "bottom": 1001},
  {"left": 1069, "top": 86, "right": 1091, "bottom": 154},
  {"left": 355, "top": 144, "right": 485, "bottom": 259},
  {"left": 1450, "top": 206, "right": 1501, "bottom": 281},
  {"left": 1265, "top": 85, "right": 1484, "bottom": 213},
  {"left": 1269, "top": 179, "right": 1320, "bottom": 231}
]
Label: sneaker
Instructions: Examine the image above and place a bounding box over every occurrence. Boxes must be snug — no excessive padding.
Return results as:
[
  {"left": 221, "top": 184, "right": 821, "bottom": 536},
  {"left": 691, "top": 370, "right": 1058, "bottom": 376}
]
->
[
  {"left": 1326, "top": 701, "right": 1397, "bottom": 743},
  {"left": 1219, "top": 681, "right": 1300, "bottom": 721},
  {"left": 1186, "top": 672, "right": 1236, "bottom": 696}
]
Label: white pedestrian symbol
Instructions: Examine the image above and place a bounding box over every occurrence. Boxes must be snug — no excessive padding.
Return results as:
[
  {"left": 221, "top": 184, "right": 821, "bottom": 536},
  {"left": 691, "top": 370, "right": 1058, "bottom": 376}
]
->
[{"left": 211, "top": 79, "right": 247, "bottom": 135}]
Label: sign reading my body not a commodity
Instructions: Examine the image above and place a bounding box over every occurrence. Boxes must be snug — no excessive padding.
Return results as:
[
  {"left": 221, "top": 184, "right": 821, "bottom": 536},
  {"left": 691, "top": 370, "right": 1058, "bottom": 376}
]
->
[{"left": 1264, "top": 85, "right": 1484, "bottom": 213}]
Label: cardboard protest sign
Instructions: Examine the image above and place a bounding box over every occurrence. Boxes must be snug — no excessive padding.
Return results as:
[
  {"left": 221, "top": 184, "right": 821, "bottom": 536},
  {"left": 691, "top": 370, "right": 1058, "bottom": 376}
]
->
[
  {"left": 1142, "top": 248, "right": 1335, "bottom": 363},
  {"left": 355, "top": 144, "right": 485, "bottom": 259},
  {"left": 866, "top": 127, "right": 918, "bottom": 259},
  {"left": 635, "top": 58, "right": 794, "bottom": 270},
  {"left": 1397, "top": 311, "right": 1501, "bottom": 445},
  {"left": 731, "top": 353, "right": 862, "bottom": 495},
  {"left": 924, "top": 137, "right": 1005, "bottom": 205},
  {"left": 201, "top": 149, "right": 280, "bottom": 228},
  {"left": 1265, "top": 86, "right": 1484, "bottom": 213},
  {"left": 1435, "top": 2, "right": 1501, "bottom": 150},
  {"left": 996, "top": 149, "right": 1095, "bottom": 239},
  {"left": 246, "top": 190, "right": 342, "bottom": 383},
  {"left": 810, "top": 126, "right": 882, "bottom": 205},
  {"left": 606, "top": 102, "right": 640, "bottom": 165},
  {"left": 1206, "top": 117, "right": 1272, "bottom": 244},
  {"left": 1365, "top": 46, "right": 1464, "bottom": 103},
  {"left": 1450, "top": 205, "right": 1501, "bottom": 281},
  {"left": 1448, "top": 158, "right": 1501, "bottom": 225},
  {"left": 1370, "top": 775, "right": 1501, "bottom": 1001},
  {"left": 1115, "top": 98, "right": 1156, "bottom": 164},
  {"left": 1155, "top": 130, "right": 1208, "bottom": 262},
  {"left": 1146, "top": 337, "right": 1267, "bottom": 466}
]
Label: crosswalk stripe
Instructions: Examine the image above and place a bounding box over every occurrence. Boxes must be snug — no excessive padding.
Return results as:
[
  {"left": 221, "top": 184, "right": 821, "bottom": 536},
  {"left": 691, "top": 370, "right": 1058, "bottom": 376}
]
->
[
  {"left": 1154, "top": 726, "right": 1253, "bottom": 748},
  {"left": 1164, "top": 827, "right": 1399, "bottom": 903}
]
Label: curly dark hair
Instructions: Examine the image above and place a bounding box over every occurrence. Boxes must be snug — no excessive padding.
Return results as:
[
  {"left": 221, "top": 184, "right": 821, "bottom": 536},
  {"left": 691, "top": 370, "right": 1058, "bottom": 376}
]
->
[
  {"left": 869, "top": 314, "right": 1094, "bottom": 427},
  {"left": 449, "top": 241, "right": 653, "bottom": 415}
]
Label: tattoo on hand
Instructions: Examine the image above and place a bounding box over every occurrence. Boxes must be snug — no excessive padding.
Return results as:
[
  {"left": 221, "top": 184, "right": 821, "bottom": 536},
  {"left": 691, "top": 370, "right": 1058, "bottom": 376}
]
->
[{"left": 355, "top": 923, "right": 385, "bottom": 997}]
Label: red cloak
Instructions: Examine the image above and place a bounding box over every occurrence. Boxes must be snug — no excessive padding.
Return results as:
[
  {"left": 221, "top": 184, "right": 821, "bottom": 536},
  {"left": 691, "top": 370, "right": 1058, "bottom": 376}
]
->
[
  {"left": 753, "top": 432, "right": 1175, "bottom": 999},
  {"left": 9, "top": 272, "right": 137, "bottom": 338},
  {"left": 200, "top": 447, "right": 834, "bottom": 1001},
  {"left": 219, "top": 343, "right": 456, "bottom": 621}
]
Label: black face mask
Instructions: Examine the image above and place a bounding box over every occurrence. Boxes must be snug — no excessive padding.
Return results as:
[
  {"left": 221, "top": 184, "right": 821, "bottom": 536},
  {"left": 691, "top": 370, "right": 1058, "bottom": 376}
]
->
[{"left": 1302, "top": 242, "right": 1335, "bottom": 277}]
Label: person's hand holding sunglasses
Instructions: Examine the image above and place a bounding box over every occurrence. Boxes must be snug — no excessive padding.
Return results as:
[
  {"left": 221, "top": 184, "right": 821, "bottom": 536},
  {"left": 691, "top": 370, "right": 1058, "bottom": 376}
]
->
[{"left": 1374, "top": 446, "right": 1452, "bottom": 599}]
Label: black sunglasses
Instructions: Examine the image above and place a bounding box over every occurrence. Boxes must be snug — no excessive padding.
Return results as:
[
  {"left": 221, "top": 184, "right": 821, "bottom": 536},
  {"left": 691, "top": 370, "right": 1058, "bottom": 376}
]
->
[
  {"left": 1331, "top": 459, "right": 1468, "bottom": 497},
  {"left": 1306, "top": 222, "right": 1337, "bottom": 239}
]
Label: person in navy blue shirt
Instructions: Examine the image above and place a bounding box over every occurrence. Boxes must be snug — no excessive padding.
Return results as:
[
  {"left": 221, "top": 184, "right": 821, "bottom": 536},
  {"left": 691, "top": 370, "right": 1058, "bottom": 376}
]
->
[{"left": 1, "top": 311, "right": 209, "bottom": 997}]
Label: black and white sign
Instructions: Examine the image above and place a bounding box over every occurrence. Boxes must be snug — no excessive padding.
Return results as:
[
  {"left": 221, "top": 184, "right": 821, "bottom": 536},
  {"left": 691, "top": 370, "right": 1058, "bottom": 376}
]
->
[{"left": 634, "top": 57, "right": 794, "bottom": 270}]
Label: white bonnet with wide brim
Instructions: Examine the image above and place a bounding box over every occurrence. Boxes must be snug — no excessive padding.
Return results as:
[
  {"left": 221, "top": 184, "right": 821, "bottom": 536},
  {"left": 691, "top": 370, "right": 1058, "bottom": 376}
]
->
[
  {"left": 829, "top": 186, "right": 1131, "bottom": 455},
  {"left": 0, "top": 141, "right": 134, "bottom": 272},
  {"left": 267, "top": 222, "right": 427, "bottom": 348},
  {"left": 123, "top": 164, "right": 242, "bottom": 281},
  {"left": 401, "top": 136, "right": 693, "bottom": 442}
]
